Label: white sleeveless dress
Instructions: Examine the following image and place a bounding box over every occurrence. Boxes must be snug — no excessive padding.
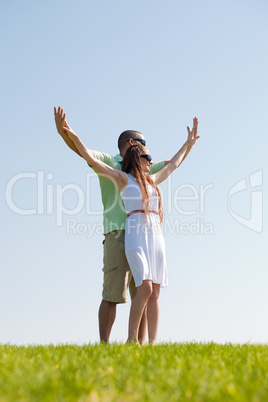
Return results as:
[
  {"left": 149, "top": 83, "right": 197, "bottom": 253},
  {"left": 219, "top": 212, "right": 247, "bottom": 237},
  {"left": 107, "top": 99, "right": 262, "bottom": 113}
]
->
[{"left": 121, "top": 173, "right": 168, "bottom": 288}]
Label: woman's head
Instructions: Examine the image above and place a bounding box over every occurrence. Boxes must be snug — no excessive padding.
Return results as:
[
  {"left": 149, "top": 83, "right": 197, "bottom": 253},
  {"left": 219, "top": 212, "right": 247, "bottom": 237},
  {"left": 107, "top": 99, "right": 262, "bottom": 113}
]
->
[
  {"left": 122, "top": 143, "right": 152, "bottom": 175},
  {"left": 122, "top": 143, "right": 163, "bottom": 223}
]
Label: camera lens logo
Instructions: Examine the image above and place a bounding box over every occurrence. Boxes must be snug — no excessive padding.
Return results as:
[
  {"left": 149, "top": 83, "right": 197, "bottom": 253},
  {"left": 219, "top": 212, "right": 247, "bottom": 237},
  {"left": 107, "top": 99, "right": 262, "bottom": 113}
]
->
[{"left": 227, "top": 170, "right": 263, "bottom": 233}]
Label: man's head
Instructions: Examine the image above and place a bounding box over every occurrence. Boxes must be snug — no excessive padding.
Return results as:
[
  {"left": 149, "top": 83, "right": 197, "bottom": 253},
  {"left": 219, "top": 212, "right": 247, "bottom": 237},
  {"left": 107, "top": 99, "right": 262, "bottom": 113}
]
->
[{"left": 118, "top": 130, "right": 146, "bottom": 156}]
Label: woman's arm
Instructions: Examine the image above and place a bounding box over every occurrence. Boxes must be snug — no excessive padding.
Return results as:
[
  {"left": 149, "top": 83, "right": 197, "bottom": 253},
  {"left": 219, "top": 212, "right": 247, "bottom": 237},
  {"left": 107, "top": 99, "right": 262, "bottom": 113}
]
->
[
  {"left": 64, "top": 127, "right": 127, "bottom": 191},
  {"left": 54, "top": 106, "right": 85, "bottom": 157},
  {"left": 152, "top": 117, "right": 199, "bottom": 185}
]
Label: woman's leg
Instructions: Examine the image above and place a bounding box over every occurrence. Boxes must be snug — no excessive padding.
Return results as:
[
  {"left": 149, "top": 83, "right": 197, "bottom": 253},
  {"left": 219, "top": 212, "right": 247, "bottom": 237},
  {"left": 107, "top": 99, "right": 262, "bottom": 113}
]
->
[
  {"left": 129, "top": 278, "right": 147, "bottom": 345},
  {"left": 138, "top": 306, "right": 147, "bottom": 345},
  {"left": 127, "top": 280, "right": 152, "bottom": 343},
  {"left": 147, "top": 283, "right": 160, "bottom": 345}
]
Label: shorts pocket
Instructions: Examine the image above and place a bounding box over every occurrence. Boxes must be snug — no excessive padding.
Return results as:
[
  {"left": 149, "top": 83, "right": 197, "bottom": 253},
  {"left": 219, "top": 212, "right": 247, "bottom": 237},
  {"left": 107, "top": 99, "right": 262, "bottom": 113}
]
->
[
  {"left": 102, "top": 265, "right": 118, "bottom": 273},
  {"left": 102, "top": 233, "right": 125, "bottom": 272}
]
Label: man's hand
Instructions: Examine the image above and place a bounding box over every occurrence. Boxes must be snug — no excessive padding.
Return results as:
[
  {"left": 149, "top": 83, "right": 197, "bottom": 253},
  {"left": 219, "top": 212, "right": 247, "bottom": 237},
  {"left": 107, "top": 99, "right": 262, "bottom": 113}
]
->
[
  {"left": 54, "top": 106, "right": 82, "bottom": 157},
  {"left": 54, "top": 106, "right": 71, "bottom": 137},
  {"left": 186, "top": 117, "right": 199, "bottom": 146}
]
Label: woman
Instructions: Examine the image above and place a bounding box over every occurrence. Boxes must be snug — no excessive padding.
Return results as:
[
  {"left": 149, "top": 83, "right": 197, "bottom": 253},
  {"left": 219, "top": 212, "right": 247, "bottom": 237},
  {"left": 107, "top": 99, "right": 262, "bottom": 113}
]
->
[{"left": 64, "top": 118, "right": 199, "bottom": 344}]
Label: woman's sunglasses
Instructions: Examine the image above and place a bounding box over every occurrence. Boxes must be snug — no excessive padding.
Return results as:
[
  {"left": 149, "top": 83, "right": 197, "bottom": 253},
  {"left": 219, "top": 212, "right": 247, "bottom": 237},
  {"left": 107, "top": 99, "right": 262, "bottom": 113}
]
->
[{"left": 141, "top": 154, "right": 152, "bottom": 162}]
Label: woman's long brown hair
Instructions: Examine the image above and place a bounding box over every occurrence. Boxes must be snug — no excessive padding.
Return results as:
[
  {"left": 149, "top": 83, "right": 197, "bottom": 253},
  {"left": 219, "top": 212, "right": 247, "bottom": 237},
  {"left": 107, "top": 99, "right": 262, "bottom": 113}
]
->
[{"left": 122, "top": 144, "right": 163, "bottom": 223}]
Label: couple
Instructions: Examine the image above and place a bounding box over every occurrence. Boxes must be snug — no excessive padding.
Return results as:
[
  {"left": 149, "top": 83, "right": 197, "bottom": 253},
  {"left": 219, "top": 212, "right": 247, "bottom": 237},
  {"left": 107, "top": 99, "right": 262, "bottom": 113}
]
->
[{"left": 54, "top": 107, "right": 199, "bottom": 344}]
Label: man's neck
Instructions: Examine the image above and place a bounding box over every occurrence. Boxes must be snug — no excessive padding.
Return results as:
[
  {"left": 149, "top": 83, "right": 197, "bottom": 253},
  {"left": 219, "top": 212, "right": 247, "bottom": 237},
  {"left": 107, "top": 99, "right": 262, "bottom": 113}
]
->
[{"left": 120, "top": 146, "right": 129, "bottom": 158}]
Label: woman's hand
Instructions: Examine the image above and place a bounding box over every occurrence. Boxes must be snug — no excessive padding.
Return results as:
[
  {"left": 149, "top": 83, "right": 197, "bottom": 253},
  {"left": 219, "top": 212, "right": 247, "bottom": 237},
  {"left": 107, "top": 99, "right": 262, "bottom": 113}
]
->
[{"left": 186, "top": 117, "right": 200, "bottom": 146}]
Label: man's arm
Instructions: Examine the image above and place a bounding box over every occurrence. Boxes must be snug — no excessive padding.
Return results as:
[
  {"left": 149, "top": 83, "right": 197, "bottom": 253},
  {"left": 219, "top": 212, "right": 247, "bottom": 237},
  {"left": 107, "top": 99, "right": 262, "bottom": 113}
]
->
[
  {"left": 63, "top": 127, "right": 127, "bottom": 190},
  {"left": 54, "top": 106, "right": 93, "bottom": 158}
]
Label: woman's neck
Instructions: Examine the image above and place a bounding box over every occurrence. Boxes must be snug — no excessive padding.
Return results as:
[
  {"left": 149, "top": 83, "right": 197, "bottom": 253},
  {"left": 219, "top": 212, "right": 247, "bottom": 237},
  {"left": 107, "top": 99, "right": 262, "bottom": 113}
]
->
[{"left": 129, "top": 169, "right": 136, "bottom": 178}]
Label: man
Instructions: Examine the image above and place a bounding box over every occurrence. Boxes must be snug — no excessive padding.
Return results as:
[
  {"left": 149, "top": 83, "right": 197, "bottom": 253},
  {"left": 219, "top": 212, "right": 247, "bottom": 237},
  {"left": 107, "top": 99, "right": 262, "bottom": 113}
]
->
[{"left": 54, "top": 106, "right": 195, "bottom": 343}]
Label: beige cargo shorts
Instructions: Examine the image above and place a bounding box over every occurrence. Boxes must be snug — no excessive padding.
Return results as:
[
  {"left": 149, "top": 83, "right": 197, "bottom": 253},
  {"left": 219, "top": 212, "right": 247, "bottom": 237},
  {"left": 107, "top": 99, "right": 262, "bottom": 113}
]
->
[{"left": 102, "top": 230, "right": 136, "bottom": 303}]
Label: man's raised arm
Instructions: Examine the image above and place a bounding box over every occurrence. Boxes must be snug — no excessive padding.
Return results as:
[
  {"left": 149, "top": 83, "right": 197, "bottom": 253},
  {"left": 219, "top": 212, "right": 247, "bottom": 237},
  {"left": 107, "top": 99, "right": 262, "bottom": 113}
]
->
[{"left": 54, "top": 106, "right": 95, "bottom": 159}]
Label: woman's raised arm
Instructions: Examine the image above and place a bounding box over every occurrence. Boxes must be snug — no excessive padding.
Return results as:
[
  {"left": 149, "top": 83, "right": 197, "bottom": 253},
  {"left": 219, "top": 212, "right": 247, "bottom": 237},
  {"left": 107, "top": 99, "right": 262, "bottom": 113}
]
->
[
  {"left": 64, "top": 127, "right": 127, "bottom": 191},
  {"left": 152, "top": 117, "right": 199, "bottom": 185}
]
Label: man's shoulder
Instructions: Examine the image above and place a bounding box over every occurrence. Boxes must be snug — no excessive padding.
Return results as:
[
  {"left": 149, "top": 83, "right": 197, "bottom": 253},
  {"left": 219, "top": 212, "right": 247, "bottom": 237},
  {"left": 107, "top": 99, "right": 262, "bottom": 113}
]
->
[
  {"left": 149, "top": 160, "right": 165, "bottom": 174},
  {"left": 90, "top": 151, "right": 122, "bottom": 169},
  {"left": 94, "top": 150, "right": 113, "bottom": 162}
]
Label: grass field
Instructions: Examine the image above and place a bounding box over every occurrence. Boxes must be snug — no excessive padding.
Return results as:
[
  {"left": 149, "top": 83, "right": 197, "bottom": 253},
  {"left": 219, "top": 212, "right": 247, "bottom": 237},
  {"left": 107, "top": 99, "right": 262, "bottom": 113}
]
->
[{"left": 1, "top": 342, "right": 268, "bottom": 401}]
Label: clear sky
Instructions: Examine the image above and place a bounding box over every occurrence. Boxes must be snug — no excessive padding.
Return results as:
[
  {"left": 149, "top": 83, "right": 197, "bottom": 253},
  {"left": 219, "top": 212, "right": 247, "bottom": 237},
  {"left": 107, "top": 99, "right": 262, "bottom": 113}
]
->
[{"left": 1, "top": 0, "right": 267, "bottom": 344}]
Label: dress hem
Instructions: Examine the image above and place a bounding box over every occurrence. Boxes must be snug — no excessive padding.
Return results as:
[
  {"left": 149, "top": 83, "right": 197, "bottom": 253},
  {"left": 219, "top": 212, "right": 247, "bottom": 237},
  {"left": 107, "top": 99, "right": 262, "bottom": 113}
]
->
[{"left": 135, "top": 279, "right": 168, "bottom": 288}]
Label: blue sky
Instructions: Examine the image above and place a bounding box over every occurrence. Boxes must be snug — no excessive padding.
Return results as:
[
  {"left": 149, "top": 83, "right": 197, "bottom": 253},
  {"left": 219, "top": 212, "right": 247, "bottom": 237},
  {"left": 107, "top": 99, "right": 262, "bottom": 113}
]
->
[{"left": 1, "top": 0, "right": 267, "bottom": 344}]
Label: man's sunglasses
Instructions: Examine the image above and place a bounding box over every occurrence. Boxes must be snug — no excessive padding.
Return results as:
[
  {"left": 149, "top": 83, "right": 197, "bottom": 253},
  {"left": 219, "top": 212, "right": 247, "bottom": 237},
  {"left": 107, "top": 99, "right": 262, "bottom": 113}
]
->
[
  {"left": 126, "top": 138, "right": 146, "bottom": 146},
  {"left": 141, "top": 154, "right": 152, "bottom": 162}
]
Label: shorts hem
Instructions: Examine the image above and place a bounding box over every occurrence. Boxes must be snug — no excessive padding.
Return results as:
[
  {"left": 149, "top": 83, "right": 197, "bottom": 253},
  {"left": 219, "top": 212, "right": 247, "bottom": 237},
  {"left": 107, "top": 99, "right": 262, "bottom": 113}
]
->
[{"left": 102, "top": 297, "right": 127, "bottom": 304}]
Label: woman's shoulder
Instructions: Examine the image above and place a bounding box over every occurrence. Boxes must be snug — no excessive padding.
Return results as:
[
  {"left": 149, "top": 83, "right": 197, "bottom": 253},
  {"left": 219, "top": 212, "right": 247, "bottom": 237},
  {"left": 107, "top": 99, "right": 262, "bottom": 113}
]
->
[
  {"left": 120, "top": 172, "right": 130, "bottom": 193},
  {"left": 124, "top": 172, "right": 137, "bottom": 181}
]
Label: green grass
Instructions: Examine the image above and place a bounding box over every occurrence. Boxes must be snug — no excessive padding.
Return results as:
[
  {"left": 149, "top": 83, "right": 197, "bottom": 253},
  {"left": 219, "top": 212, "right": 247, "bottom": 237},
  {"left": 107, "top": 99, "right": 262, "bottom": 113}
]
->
[{"left": 1, "top": 342, "right": 268, "bottom": 401}]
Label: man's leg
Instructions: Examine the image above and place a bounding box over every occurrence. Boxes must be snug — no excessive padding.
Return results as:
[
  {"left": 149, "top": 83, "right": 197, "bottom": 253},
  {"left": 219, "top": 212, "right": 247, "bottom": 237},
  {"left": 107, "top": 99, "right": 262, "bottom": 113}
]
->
[
  {"left": 101, "top": 230, "right": 131, "bottom": 343},
  {"left": 98, "top": 300, "right": 116, "bottom": 343}
]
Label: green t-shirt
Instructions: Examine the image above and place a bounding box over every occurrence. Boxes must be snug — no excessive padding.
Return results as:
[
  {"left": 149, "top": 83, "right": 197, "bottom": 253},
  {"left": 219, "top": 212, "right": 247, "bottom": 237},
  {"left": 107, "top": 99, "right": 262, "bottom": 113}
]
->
[{"left": 90, "top": 152, "right": 165, "bottom": 234}]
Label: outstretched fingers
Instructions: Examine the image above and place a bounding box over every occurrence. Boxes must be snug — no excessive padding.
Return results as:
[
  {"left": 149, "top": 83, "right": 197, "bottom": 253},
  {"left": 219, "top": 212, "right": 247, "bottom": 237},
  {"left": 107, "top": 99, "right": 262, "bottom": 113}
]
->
[
  {"left": 186, "top": 117, "right": 200, "bottom": 145},
  {"left": 54, "top": 106, "right": 66, "bottom": 123},
  {"left": 54, "top": 106, "right": 68, "bottom": 137},
  {"left": 59, "top": 106, "right": 64, "bottom": 119},
  {"left": 193, "top": 117, "right": 198, "bottom": 138},
  {"left": 54, "top": 106, "right": 72, "bottom": 136}
]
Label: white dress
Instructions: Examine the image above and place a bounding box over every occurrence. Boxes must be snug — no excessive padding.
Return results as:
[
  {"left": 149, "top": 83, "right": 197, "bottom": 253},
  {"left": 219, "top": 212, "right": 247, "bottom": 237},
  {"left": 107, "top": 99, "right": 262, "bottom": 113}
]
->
[{"left": 121, "top": 173, "right": 168, "bottom": 288}]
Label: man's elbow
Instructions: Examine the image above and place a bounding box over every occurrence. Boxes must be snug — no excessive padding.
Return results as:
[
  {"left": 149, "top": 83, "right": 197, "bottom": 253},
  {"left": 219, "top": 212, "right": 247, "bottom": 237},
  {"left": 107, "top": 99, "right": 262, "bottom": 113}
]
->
[
  {"left": 88, "top": 149, "right": 95, "bottom": 158},
  {"left": 82, "top": 148, "right": 95, "bottom": 159}
]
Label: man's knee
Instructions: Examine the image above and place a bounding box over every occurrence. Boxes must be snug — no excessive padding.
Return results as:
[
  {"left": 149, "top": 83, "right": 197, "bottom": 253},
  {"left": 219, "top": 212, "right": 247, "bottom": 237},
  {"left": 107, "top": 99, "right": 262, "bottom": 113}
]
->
[{"left": 100, "top": 300, "right": 117, "bottom": 311}]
